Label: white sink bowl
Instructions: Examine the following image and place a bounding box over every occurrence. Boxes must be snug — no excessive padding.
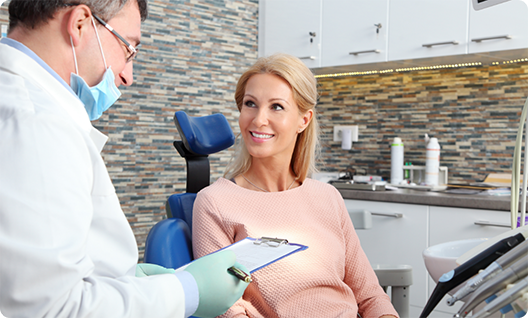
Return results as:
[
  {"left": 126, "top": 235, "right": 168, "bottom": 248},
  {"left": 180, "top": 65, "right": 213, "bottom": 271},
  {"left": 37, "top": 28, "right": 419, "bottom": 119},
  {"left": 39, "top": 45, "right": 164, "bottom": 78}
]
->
[{"left": 423, "top": 238, "right": 488, "bottom": 292}]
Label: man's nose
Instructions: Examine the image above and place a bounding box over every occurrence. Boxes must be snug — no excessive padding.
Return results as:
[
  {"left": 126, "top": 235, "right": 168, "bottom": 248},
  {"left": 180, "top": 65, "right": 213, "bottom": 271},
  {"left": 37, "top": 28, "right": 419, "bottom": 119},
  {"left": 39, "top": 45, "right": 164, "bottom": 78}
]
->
[{"left": 118, "top": 62, "right": 134, "bottom": 87}]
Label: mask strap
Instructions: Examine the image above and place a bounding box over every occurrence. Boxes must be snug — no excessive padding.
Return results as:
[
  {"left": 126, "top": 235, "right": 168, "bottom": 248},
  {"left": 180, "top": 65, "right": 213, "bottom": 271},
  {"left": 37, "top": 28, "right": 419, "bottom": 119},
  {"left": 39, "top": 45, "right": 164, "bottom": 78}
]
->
[
  {"left": 70, "top": 36, "right": 79, "bottom": 75},
  {"left": 91, "top": 16, "right": 108, "bottom": 70}
]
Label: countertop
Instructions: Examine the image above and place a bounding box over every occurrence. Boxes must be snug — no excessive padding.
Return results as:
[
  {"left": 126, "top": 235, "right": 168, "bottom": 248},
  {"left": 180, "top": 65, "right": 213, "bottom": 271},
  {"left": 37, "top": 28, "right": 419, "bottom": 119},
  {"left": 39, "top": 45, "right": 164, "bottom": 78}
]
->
[{"left": 337, "top": 187, "right": 518, "bottom": 212}]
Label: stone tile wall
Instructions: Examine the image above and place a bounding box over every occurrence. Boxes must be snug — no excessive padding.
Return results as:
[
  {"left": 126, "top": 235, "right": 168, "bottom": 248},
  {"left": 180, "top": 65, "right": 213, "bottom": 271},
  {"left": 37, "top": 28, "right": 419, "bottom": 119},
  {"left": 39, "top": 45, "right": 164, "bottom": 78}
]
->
[{"left": 316, "top": 63, "right": 528, "bottom": 184}]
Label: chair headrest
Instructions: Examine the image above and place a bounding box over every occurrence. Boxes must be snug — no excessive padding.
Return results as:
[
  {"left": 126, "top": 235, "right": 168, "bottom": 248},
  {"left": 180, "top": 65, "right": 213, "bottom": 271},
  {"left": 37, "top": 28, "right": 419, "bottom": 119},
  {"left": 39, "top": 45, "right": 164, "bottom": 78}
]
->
[{"left": 174, "top": 111, "right": 235, "bottom": 155}]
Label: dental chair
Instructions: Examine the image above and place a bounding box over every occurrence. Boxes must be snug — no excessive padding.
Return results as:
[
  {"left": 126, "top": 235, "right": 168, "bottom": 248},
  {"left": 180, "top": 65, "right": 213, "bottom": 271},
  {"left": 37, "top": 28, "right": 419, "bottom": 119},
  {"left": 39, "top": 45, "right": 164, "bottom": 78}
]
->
[
  {"left": 143, "top": 111, "right": 412, "bottom": 317},
  {"left": 143, "top": 110, "right": 235, "bottom": 269}
]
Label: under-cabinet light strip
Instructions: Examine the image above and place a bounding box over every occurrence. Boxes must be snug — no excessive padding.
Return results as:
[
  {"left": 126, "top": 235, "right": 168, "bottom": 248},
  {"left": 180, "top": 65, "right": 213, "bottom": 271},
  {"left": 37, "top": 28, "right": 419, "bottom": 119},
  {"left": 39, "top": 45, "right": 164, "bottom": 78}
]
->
[{"left": 314, "top": 58, "right": 528, "bottom": 79}]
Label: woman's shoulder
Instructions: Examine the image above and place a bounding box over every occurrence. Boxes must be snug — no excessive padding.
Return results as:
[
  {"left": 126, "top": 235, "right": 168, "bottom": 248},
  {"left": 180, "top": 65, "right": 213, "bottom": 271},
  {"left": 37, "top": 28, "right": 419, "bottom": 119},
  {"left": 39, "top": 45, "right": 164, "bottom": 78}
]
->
[
  {"left": 302, "top": 178, "right": 341, "bottom": 195},
  {"left": 197, "top": 177, "right": 236, "bottom": 196}
]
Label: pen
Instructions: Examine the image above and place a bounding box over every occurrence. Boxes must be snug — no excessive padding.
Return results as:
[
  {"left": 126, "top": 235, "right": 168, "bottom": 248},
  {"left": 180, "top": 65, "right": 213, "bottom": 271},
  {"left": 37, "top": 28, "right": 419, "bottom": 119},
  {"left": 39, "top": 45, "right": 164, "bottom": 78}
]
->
[{"left": 228, "top": 266, "right": 252, "bottom": 283}]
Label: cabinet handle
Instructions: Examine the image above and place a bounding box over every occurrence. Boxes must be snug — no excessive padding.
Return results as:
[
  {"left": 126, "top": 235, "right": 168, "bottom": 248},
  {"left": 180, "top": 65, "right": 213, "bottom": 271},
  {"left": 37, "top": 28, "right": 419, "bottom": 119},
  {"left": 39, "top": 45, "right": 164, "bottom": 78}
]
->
[
  {"left": 422, "top": 41, "right": 459, "bottom": 48},
  {"left": 298, "top": 56, "right": 316, "bottom": 60},
  {"left": 474, "top": 220, "right": 511, "bottom": 228},
  {"left": 371, "top": 212, "right": 403, "bottom": 218},
  {"left": 349, "top": 49, "right": 381, "bottom": 55},
  {"left": 471, "top": 35, "right": 512, "bottom": 43}
]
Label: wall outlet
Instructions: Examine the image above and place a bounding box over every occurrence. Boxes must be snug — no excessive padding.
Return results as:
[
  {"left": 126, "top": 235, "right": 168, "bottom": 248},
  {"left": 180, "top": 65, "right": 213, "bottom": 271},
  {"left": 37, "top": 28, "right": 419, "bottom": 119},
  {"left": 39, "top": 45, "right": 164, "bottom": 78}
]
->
[{"left": 334, "top": 125, "right": 358, "bottom": 142}]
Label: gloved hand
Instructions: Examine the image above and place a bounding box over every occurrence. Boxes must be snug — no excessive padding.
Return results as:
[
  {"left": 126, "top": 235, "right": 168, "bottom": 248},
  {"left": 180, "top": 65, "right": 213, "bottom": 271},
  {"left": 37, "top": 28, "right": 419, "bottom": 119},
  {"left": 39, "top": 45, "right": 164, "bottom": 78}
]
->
[
  {"left": 184, "top": 250, "right": 250, "bottom": 318},
  {"left": 135, "top": 263, "right": 176, "bottom": 277}
]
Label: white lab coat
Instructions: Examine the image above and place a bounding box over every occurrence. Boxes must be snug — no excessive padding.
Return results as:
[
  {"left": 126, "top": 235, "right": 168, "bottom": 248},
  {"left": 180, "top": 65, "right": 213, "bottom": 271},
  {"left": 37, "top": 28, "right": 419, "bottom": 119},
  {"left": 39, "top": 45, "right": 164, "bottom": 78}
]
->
[{"left": 0, "top": 43, "right": 187, "bottom": 318}]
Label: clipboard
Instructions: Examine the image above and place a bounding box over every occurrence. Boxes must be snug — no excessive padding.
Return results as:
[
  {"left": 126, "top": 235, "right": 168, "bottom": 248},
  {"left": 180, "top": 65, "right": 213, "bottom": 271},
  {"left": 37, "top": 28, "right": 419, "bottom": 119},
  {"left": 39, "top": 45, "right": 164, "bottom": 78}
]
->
[{"left": 220, "top": 236, "right": 308, "bottom": 273}]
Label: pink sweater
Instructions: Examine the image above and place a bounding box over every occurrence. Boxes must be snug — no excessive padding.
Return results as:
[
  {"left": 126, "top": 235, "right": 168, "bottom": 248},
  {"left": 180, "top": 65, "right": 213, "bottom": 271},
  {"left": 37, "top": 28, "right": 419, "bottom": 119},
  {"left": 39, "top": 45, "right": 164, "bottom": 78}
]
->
[{"left": 192, "top": 178, "right": 399, "bottom": 318}]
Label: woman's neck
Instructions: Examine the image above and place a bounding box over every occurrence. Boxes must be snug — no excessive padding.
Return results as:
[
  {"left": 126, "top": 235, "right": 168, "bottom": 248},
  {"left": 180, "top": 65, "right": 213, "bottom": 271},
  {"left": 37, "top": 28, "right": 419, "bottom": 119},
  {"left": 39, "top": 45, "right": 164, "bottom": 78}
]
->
[{"left": 239, "top": 159, "right": 298, "bottom": 192}]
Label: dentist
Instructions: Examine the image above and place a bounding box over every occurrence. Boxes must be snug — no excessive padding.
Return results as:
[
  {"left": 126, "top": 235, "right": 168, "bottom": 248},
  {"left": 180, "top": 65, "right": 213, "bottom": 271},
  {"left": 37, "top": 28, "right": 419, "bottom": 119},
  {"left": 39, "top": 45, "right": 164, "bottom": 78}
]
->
[{"left": 0, "top": 1, "right": 248, "bottom": 318}]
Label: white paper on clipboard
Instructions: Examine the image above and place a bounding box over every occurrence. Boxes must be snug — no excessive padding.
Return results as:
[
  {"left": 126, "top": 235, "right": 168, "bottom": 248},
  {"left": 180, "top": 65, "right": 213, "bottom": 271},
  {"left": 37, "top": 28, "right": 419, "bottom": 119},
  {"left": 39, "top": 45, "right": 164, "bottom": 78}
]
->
[{"left": 221, "top": 237, "right": 308, "bottom": 273}]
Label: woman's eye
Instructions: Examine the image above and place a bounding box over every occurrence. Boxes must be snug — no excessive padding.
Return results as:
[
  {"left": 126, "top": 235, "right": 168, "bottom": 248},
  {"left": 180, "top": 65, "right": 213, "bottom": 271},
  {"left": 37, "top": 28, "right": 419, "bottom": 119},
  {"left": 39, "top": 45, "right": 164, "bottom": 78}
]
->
[
  {"left": 244, "top": 101, "right": 256, "bottom": 108},
  {"left": 272, "top": 103, "right": 284, "bottom": 111}
]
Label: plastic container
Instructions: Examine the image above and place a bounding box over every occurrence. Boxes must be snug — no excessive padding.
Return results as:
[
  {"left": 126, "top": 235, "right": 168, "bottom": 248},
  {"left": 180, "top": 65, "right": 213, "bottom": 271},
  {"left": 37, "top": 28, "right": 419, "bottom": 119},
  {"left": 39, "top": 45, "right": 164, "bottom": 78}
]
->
[
  {"left": 391, "top": 137, "right": 404, "bottom": 185},
  {"left": 425, "top": 137, "right": 441, "bottom": 186}
]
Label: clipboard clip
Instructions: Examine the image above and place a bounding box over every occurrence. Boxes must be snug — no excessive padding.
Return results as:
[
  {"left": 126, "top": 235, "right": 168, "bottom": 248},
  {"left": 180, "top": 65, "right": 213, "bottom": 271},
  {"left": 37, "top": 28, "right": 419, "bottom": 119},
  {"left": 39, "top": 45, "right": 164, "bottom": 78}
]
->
[{"left": 253, "top": 237, "right": 288, "bottom": 247}]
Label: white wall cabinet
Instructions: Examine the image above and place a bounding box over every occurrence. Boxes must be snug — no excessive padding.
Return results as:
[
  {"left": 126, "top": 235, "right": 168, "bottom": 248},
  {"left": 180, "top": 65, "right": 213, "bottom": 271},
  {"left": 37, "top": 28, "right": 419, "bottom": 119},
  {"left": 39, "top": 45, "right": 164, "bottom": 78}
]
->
[
  {"left": 468, "top": 0, "right": 528, "bottom": 54},
  {"left": 388, "top": 0, "right": 469, "bottom": 61},
  {"left": 259, "top": 0, "right": 528, "bottom": 72},
  {"left": 258, "top": 0, "right": 322, "bottom": 69},
  {"left": 344, "top": 199, "right": 512, "bottom": 317},
  {"left": 321, "top": 0, "right": 389, "bottom": 67}
]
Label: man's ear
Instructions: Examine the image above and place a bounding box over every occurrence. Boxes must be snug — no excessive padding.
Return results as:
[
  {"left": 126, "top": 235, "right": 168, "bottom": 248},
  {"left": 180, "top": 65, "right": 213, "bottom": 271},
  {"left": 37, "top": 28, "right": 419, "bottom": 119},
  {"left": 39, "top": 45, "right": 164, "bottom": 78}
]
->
[{"left": 67, "top": 5, "right": 93, "bottom": 47}]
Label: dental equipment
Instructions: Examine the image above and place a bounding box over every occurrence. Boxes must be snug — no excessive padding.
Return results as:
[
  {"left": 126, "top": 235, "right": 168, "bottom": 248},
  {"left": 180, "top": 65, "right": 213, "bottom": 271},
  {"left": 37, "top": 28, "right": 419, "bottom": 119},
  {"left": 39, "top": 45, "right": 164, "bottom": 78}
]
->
[
  {"left": 470, "top": 277, "right": 528, "bottom": 318},
  {"left": 419, "top": 232, "right": 526, "bottom": 318},
  {"left": 511, "top": 94, "right": 528, "bottom": 230},
  {"left": 454, "top": 254, "right": 528, "bottom": 317},
  {"left": 447, "top": 239, "right": 528, "bottom": 306}
]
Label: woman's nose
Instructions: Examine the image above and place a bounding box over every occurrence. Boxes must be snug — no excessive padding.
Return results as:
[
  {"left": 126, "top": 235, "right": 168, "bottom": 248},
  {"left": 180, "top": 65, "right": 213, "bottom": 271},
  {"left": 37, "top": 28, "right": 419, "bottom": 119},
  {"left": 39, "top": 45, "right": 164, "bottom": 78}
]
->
[{"left": 253, "top": 108, "right": 269, "bottom": 127}]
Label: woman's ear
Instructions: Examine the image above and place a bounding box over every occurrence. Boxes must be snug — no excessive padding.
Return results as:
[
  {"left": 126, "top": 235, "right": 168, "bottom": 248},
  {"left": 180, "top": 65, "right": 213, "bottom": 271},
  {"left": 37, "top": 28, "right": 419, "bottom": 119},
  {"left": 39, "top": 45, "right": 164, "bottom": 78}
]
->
[
  {"left": 299, "top": 109, "right": 314, "bottom": 132},
  {"left": 66, "top": 5, "right": 93, "bottom": 47}
]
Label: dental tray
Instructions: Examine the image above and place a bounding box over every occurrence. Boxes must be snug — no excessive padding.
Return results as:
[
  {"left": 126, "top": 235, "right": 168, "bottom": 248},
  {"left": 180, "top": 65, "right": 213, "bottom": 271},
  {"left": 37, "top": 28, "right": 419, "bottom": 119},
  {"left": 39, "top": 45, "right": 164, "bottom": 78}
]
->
[{"left": 330, "top": 180, "right": 386, "bottom": 191}]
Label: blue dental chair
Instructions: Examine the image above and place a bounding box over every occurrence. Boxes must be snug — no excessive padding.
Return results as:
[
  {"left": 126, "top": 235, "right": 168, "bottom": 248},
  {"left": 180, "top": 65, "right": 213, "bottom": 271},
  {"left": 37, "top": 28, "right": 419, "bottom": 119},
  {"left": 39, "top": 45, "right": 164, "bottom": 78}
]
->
[{"left": 143, "top": 110, "right": 235, "bottom": 269}]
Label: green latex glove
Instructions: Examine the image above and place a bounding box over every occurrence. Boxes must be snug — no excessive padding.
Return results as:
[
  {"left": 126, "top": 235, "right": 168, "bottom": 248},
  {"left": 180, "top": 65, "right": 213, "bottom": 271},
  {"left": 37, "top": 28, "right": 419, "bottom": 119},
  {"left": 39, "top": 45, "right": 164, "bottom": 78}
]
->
[
  {"left": 135, "top": 263, "right": 176, "bottom": 277},
  {"left": 184, "top": 250, "right": 250, "bottom": 318}
]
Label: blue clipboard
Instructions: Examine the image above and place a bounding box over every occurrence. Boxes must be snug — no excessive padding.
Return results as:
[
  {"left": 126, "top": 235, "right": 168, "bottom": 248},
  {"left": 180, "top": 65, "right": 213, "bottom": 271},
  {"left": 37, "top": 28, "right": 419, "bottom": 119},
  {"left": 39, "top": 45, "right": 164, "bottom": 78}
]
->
[{"left": 220, "top": 236, "right": 308, "bottom": 273}]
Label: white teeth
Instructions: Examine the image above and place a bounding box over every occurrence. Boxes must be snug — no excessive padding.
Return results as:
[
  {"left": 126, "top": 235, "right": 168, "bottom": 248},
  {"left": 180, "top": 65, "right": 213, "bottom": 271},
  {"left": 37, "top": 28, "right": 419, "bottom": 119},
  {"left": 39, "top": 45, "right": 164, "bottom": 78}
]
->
[{"left": 251, "top": 132, "right": 273, "bottom": 139}]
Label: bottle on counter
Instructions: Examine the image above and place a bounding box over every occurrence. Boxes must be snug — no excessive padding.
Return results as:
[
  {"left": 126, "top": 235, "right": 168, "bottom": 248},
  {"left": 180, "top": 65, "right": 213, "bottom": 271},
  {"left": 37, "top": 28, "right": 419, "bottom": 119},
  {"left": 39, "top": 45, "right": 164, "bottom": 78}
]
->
[
  {"left": 391, "top": 137, "right": 404, "bottom": 185},
  {"left": 425, "top": 137, "right": 441, "bottom": 186},
  {"left": 404, "top": 162, "right": 411, "bottom": 180}
]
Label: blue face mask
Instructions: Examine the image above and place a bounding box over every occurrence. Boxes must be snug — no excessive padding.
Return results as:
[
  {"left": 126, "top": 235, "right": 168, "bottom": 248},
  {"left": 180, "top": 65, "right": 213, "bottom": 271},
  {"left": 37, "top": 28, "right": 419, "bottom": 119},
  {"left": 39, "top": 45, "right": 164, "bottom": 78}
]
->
[
  {"left": 70, "top": 17, "right": 122, "bottom": 121},
  {"left": 70, "top": 68, "right": 121, "bottom": 121}
]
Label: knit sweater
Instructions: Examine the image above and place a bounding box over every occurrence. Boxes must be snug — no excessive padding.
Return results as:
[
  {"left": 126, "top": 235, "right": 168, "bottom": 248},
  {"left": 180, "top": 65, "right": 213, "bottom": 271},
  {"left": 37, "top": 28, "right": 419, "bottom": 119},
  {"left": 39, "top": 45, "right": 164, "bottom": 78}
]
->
[{"left": 192, "top": 177, "right": 399, "bottom": 318}]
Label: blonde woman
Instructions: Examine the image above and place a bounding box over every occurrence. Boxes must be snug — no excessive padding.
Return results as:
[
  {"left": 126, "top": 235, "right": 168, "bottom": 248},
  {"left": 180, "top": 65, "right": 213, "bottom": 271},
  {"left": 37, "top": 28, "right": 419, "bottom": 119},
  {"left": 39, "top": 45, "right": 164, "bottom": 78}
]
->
[{"left": 192, "top": 53, "right": 398, "bottom": 318}]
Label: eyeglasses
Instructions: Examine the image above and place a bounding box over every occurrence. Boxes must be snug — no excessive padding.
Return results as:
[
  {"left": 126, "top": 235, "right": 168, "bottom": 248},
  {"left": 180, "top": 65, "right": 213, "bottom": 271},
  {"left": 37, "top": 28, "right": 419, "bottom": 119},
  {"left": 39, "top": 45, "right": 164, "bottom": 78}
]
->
[{"left": 92, "top": 13, "right": 140, "bottom": 63}]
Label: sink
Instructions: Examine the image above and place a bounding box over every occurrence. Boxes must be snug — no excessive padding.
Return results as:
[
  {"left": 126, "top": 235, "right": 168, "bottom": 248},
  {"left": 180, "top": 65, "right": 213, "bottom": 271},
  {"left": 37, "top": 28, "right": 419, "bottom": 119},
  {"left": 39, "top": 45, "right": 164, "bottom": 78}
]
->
[{"left": 423, "top": 238, "right": 488, "bottom": 294}]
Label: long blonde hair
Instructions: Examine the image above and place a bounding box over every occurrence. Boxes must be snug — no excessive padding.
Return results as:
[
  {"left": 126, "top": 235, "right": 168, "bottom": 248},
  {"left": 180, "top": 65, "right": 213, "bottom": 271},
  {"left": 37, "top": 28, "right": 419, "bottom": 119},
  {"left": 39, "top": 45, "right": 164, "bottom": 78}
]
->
[{"left": 224, "top": 53, "right": 319, "bottom": 182}]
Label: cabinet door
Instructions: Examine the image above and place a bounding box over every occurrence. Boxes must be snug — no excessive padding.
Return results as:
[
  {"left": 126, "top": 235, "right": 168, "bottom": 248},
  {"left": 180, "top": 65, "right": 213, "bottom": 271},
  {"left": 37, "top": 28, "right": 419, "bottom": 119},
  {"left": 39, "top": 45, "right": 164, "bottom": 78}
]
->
[
  {"left": 468, "top": 0, "right": 528, "bottom": 54},
  {"left": 428, "top": 206, "right": 511, "bottom": 316},
  {"left": 259, "top": 0, "right": 322, "bottom": 68},
  {"left": 388, "top": 0, "right": 469, "bottom": 62},
  {"left": 321, "top": 0, "right": 389, "bottom": 67},
  {"left": 345, "top": 199, "right": 428, "bottom": 314}
]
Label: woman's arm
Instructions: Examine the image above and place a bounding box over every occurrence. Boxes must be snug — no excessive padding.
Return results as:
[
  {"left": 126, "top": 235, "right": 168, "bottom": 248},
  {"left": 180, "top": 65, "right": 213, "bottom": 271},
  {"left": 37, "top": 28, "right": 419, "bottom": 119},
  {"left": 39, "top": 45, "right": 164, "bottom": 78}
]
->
[
  {"left": 192, "top": 189, "right": 252, "bottom": 317},
  {"left": 334, "top": 189, "right": 400, "bottom": 318}
]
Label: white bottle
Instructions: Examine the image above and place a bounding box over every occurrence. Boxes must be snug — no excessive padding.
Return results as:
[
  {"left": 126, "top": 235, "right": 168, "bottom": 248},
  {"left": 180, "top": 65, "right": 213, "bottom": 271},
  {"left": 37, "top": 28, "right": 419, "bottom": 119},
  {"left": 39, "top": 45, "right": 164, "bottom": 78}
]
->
[
  {"left": 425, "top": 137, "right": 441, "bottom": 186},
  {"left": 391, "top": 137, "right": 404, "bottom": 185}
]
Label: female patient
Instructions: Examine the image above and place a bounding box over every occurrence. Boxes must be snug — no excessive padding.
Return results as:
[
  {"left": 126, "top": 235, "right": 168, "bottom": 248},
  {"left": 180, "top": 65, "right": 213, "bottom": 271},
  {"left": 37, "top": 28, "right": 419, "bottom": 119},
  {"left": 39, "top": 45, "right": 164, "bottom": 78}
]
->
[{"left": 192, "top": 53, "right": 399, "bottom": 318}]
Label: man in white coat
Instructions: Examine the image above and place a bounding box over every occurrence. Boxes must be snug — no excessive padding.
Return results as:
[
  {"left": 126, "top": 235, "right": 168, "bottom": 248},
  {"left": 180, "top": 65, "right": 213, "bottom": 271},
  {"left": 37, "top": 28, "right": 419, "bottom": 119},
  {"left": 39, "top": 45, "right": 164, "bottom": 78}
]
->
[{"left": 0, "top": 0, "right": 248, "bottom": 317}]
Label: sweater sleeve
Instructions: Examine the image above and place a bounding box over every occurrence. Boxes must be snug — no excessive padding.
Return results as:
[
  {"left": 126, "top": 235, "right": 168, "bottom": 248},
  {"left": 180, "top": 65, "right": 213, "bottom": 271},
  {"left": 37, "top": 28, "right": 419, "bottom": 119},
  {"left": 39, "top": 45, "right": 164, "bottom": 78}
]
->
[
  {"left": 336, "top": 189, "right": 399, "bottom": 318},
  {"left": 192, "top": 187, "right": 255, "bottom": 318}
]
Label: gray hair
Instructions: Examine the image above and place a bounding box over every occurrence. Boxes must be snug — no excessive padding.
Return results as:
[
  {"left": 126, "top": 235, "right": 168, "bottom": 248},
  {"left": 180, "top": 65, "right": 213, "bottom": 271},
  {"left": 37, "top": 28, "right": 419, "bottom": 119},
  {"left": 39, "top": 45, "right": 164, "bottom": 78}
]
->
[{"left": 8, "top": 0, "right": 148, "bottom": 30}]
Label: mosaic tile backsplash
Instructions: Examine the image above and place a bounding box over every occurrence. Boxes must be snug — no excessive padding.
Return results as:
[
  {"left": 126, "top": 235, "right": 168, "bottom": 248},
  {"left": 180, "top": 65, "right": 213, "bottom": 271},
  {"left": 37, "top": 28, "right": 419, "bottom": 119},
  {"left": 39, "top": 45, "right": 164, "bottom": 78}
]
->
[
  {"left": 316, "top": 63, "right": 528, "bottom": 184},
  {"left": 2, "top": 1, "right": 528, "bottom": 259}
]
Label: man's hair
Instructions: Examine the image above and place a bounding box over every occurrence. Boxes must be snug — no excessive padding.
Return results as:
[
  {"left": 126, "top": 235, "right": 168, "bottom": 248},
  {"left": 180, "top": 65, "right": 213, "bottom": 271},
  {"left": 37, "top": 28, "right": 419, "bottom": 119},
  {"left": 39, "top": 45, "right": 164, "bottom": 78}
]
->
[{"left": 8, "top": 0, "right": 148, "bottom": 30}]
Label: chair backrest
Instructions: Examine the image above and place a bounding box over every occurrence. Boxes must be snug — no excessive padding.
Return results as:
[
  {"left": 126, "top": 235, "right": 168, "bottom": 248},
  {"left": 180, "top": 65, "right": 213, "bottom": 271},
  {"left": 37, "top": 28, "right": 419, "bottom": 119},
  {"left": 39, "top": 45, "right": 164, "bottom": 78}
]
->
[
  {"left": 165, "top": 192, "right": 197, "bottom": 232},
  {"left": 143, "top": 111, "right": 235, "bottom": 269}
]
